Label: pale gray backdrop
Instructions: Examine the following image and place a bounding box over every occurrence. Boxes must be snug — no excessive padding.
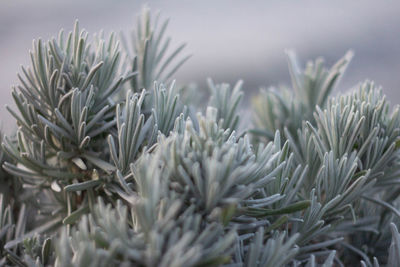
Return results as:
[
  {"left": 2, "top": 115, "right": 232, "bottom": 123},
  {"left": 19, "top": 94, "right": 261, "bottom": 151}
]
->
[{"left": 1, "top": 0, "right": 400, "bottom": 132}]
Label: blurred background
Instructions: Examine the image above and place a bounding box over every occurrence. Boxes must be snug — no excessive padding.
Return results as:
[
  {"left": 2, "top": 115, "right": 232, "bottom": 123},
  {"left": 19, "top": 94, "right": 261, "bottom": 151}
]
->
[{"left": 1, "top": 0, "right": 400, "bottom": 132}]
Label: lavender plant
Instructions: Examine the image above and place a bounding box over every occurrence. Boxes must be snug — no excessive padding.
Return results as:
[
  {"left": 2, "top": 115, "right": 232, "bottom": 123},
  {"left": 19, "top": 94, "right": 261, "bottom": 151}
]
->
[{"left": 0, "top": 6, "right": 400, "bottom": 267}]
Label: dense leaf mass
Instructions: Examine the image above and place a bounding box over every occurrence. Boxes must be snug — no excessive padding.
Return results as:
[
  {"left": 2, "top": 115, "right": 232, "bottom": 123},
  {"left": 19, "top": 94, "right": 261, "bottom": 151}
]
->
[{"left": 1, "top": 6, "right": 400, "bottom": 267}]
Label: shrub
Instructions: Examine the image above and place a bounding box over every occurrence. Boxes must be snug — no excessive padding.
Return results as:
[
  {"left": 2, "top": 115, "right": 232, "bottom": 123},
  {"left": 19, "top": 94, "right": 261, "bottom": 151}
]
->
[{"left": 1, "top": 6, "right": 400, "bottom": 267}]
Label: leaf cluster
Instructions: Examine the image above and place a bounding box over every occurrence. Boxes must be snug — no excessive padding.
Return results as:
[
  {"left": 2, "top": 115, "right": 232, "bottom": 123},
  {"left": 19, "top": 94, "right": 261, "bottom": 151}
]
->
[{"left": 1, "top": 6, "right": 400, "bottom": 267}]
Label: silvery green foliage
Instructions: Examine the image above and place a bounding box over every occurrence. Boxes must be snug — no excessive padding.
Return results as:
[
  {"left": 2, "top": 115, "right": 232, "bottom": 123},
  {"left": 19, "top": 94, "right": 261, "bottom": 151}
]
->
[
  {"left": 0, "top": 193, "right": 54, "bottom": 267},
  {"left": 253, "top": 62, "right": 400, "bottom": 264},
  {"left": 0, "top": 194, "right": 25, "bottom": 264},
  {"left": 0, "top": 7, "right": 191, "bottom": 265},
  {"left": 0, "top": 133, "right": 22, "bottom": 203},
  {"left": 106, "top": 82, "right": 189, "bottom": 203},
  {"left": 0, "top": 133, "right": 10, "bottom": 184},
  {"left": 56, "top": 156, "right": 237, "bottom": 267},
  {"left": 108, "top": 89, "right": 148, "bottom": 176},
  {"left": 131, "top": 150, "right": 238, "bottom": 266},
  {"left": 0, "top": 21, "right": 134, "bottom": 237},
  {"left": 58, "top": 110, "right": 300, "bottom": 266},
  {"left": 151, "top": 81, "right": 188, "bottom": 139},
  {"left": 387, "top": 223, "right": 400, "bottom": 266},
  {"left": 2, "top": 6, "right": 400, "bottom": 267},
  {"left": 359, "top": 223, "right": 400, "bottom": 267},
  {"left": 123, "top": 6, "right": 191, "bottom": 93},
  {"left": 2, "top": 20, "right": 128, "bottom": 184},
  {"left": 234, "top": 228, "right": 299, "bottom": 267},
  {"left": 252, "top": 51, "right": 353, "bottom": 142},
  {"left": 302, "top": 251, "right": 336, "bottom": 267},
  {"left": 207, "top": 79, "right": 243, "bottom": 133},
  {"left": 154, "top": 108, "right": 281, "bottom": 215}
]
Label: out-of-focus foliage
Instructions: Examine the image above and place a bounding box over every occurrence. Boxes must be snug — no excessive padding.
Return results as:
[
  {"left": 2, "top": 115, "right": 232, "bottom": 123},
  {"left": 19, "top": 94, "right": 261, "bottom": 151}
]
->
[{"left": 252, "top": 50, "right": 353, "bottom": 142}]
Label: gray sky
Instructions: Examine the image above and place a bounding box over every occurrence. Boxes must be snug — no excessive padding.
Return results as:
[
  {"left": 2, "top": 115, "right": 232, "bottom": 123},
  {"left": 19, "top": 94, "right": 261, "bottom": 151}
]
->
[{"left": 1, "top": 0, "right": 400, "bottom": 131}]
